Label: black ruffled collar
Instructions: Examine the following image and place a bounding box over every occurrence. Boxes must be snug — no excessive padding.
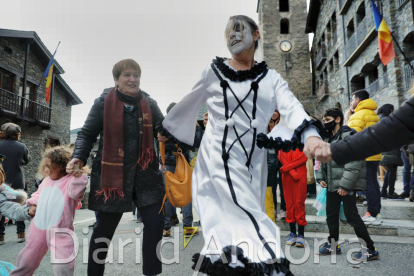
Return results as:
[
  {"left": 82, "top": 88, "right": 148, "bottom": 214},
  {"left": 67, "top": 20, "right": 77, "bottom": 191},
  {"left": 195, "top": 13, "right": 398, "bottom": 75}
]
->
[{"left": 212, "top": 56, "right": 268, "bottom": 82}]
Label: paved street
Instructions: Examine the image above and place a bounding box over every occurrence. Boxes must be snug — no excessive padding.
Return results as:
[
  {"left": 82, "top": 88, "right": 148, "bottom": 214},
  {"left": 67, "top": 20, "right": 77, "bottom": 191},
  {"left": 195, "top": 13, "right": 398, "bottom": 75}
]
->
[{"left": 1, "top": 207, "right": 414, "bottom": 276}]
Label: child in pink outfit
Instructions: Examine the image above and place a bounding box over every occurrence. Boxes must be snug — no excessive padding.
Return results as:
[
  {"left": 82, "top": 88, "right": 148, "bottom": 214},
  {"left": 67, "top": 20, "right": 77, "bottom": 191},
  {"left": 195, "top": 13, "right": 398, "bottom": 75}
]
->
[{"left": 11, "top": 147, "right": 87, "bottom": 276}]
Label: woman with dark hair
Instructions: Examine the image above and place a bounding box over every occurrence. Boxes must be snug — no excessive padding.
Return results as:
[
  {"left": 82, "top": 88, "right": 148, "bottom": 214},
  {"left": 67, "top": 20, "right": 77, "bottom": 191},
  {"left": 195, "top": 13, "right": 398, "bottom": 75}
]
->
[
  {"left": 162, "top": 15, "right": 322, "bottom": 275},
  {"left": 0, "top": 123, "right": 30, "bottom": 243},
  {"left": 377, "top": 104, "right": 403, "bottom": 199},
  {"left": 68, "top": 59, "right": 167, "bottom": 276},
  {"left": 377, "top": 103, "right": 394, "bottom": 118}
]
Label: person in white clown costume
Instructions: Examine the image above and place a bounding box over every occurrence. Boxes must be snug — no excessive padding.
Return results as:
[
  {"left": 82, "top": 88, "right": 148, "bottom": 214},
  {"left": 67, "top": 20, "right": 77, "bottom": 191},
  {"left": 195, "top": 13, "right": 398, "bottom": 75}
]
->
[{"left": 161, "top": 15, "right": 322, "bottom": 276}]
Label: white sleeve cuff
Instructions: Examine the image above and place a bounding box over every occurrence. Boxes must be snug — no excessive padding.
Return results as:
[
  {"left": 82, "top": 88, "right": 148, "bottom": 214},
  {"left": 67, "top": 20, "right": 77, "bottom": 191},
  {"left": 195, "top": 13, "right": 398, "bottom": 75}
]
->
[{"left": 301, "top": 125, "right": 321, "bottom": 144}]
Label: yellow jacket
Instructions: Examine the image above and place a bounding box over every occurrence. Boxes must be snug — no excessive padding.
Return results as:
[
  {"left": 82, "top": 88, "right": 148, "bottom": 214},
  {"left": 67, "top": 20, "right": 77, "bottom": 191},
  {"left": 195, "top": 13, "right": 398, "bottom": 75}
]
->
[{"left": 348, "top": 99, "right": 382, "bottom": 161}]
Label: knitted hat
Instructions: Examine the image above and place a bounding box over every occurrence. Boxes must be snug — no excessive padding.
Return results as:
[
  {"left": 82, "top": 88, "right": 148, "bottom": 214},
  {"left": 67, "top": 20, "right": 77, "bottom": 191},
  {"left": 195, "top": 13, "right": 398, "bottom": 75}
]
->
[{"left": 1, "top": 123, "right": 21, "bottom": 135}]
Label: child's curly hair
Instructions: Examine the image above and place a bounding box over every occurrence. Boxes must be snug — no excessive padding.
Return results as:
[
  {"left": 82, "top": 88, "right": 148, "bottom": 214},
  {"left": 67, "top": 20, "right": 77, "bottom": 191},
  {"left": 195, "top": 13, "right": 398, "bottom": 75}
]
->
[{"left": 43, "top": 146, "right": 72, "bottom": 176}]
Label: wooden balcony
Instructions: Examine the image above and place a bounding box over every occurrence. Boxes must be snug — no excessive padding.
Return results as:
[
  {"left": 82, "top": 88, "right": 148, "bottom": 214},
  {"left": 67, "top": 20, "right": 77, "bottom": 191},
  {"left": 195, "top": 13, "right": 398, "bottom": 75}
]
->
[
  {"left": 0, "top": 88, "right": 51, "bottom": 128},
  {"left": 316, "top": 81, "right": 329, "bottom": 102}
]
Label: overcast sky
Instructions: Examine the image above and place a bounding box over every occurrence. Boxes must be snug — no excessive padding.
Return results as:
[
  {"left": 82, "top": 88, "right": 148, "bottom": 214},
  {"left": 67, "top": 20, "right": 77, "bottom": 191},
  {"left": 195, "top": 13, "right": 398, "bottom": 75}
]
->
[{"left": 2, "top": 0, "right": 310, "bottom": 130}]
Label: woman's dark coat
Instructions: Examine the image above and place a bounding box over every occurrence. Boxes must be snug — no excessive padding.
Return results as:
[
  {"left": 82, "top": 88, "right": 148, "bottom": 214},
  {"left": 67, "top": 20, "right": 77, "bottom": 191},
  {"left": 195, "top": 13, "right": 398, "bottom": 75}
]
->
[
  {"left": 72, "top": 89, "right": 165, "bottom": 212},
  {"left": 332, "top": 97, "right": 414, "bottom": 166},
  {"left": 0, "top": 139, "right": 30, "bottom": 189}
]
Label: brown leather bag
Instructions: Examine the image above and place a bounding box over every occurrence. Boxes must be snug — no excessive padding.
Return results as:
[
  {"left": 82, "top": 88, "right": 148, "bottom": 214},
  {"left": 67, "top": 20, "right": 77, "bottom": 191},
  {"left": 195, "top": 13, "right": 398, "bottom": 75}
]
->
[{"left": 158, "top": 142, "right": 193, "bottom": 214}]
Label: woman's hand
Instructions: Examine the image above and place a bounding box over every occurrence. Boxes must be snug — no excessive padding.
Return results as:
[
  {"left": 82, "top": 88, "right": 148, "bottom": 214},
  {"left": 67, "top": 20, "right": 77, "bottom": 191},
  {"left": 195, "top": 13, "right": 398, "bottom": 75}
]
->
[
  {"left": 320, "top": 181, "right": 328, "bottom": 188},
  {"left": 157, "top": 133, "right": 169, "bottom": 142},
  {"left": 67, "top": 158, "right": 84, "bottom": 176},
  {"left": 304, "top": 137, "right": 333, "bottom": 163}
]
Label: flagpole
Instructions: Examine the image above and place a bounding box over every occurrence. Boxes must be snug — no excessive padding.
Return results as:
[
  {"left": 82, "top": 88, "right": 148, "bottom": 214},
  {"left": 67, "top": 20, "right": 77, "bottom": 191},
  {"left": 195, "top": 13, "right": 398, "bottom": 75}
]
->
[
  {"left": 34, "top": 41, "right": 61, "bottom": 95},
  {"left": 389, "top": 33, "right": 414, "bottom": 71}
]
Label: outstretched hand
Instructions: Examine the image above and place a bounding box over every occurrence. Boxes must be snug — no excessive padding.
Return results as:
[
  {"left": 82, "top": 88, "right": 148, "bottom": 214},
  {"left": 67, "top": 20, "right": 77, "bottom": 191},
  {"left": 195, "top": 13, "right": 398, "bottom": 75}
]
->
[
  {"left": 303, "top": 137, "right": 333, "bottom": 163},
  {"left": 157, "top": 132, "right": 168, "bottom": 142},
  {"left": 67, "top": 158, "right": 84, "bottom": 177}
]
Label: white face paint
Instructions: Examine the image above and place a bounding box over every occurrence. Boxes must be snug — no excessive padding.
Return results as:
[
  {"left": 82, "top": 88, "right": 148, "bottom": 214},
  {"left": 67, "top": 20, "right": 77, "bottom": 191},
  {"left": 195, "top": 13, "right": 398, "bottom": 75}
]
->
[{"left": 226, "top": 20, "right": 254, "bottom": 56}]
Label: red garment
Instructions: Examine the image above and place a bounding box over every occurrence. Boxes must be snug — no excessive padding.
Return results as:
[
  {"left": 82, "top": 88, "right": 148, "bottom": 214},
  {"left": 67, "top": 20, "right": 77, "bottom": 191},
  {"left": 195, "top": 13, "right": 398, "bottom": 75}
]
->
[{"left": 279, "top": 149, "right": 308, "bottom": 226}]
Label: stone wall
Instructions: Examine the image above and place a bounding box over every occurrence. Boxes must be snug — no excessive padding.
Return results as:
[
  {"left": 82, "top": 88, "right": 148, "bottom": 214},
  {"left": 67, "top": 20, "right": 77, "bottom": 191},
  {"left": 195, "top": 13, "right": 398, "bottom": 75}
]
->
[
  {"left": 0, "top": 37, "right": 73, "bottom": 194},
  {"left": 258, "top": 0, "right": 315, "bottom": 113},
  {"left": 310, "top": 0, "right": 414, "bottom": 117},
  {"left": 311, "top": 0, "right": 349, "bottom": 117}
]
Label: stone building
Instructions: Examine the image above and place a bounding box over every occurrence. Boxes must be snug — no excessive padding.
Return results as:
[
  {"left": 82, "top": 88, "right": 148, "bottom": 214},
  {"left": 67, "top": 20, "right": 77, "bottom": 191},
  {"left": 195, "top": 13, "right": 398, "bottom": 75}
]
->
[
  {"left": 0, "top": 29, "right": 82, "bottom": 190},
  {"left": 257, "top": 0, "right": 315, "bottom": 112},
  {"left": 306, "top": 0, "right": 414, "bottom": 117}
]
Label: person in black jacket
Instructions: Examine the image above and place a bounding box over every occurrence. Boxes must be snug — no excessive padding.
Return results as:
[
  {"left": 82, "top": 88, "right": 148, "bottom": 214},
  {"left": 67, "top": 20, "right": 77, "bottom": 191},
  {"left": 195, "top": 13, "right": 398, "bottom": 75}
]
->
[
  {"left": 401, "top": 141, "right": 414, "bottom": 201},
  {"left": 0, "top": 123, "right": 30, "bottom": 243},
  {"left": 307, "top": 96, "right": 414, "bottom": 166},
  {"left": 68, "top": 59, "right": 167, "bottom": 276},
  {"left": 162, "top": 102, "right": 202, "bottom": 238},
  {"left": 377, "top": 104, "right": 403, "bottom": 200}
]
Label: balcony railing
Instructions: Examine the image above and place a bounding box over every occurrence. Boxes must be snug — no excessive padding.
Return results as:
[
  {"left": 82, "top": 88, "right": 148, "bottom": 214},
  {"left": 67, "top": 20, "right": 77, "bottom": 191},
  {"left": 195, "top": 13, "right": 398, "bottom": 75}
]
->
[
  {"left": 346, "top": 33, "right": 357, "bottom": 60},
  {"left": 396, "top": 0, "right": 410, "bottom": 9},
  {"left": 0, "top": 88, "right": 51, "bottom": 127},
  {"left": 366, "top": 73, "right": 389, "bottom": 96},
  {"left": 315, "top": 47, "right": 326, "bottom": 69},
  {"left": 339, "top": 0, "right": 353, "bottom": 15},
  {"left": 316, "top": 81, "right": 329, "bottom": 102},
  {"left": 404, "top": 61, "right": 414, "bottom": 90},
  {"left": 345, "top": 16, "right": 372, "bottom": 60},
  {"left": 339, "top": 0, "right": 346, "bottom": 10}
]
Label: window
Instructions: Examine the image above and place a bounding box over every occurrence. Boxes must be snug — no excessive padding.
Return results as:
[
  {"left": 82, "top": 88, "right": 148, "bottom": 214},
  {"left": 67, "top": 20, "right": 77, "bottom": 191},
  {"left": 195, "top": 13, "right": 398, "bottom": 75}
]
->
[
  {"left": 3, "top": 46, "right": 12, "bottom": 54},
  {"left": 350, "top": 75, "right": 365, "bottom": 92},
  {"left": 280, "top": 18, "right": 289, "bottom": 34},
  {"left": 346, "top": 19, "right": 355, "bottom": 40},
  {"left": 19, "top": 81, "right": 36, "bottom": 101},
  {"left": 45, "top": 138, "right": 60, "bottom": 148},
  {"left": 19, "top": 81, "right": 36, "bottom": 119},
  {"left": 356, "top": 2, "right": 366, "bottom": 26},
  {"left": 334, "top": 51, "right": 339, "bottom": 73},
  {"left": 331, "top": 12, "right": 337, "bottom": 43},
  {"left": 367, "top": 68, "right": 379, "bottom": 84},
  {"left": 329, "top": 59, "right": 334, "bottom": 73},
  {"left": 320, "top": 33, "right": 326, "bottom": 51},
  {"left": 0, "top": 70, "right": 13, "bottom": 91},
  {"left": 326, "top": 22, "right": 331, "bottom": 46},
  {"left": 280, "top": 0, "right": 289, "bottom": 12}
]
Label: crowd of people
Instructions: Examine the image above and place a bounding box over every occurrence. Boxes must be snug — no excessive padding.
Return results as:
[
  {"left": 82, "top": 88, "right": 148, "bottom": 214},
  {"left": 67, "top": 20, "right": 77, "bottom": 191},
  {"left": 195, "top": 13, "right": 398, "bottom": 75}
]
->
[{"left": 0, "top": 14, "right": 413, "bottom": 276}]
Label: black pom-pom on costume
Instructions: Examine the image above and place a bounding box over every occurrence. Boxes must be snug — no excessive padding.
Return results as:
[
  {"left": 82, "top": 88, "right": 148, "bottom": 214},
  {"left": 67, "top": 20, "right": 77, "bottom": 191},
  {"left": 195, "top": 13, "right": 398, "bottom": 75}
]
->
[
  {"left": 251, "top": 82, "right": 259, "bottom": 91},
  {"left": 220, "top": 80, "right": 229, "bottom": 89},
  {"left": 222, "top": 152, "right": 230, "bottom": 161}
]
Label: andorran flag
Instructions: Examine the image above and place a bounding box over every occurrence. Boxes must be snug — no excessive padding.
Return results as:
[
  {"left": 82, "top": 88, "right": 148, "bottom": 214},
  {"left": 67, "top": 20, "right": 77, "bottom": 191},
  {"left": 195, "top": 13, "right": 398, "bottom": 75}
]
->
[
  {"left": 45, "top": 64, "right": 54, "bottom": 103},
  {"left": 370, "top": 0, "right": 395, "bottom": 66},
  {"left": 42, "top": 44, "right": 58, "bottom": 103}
]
